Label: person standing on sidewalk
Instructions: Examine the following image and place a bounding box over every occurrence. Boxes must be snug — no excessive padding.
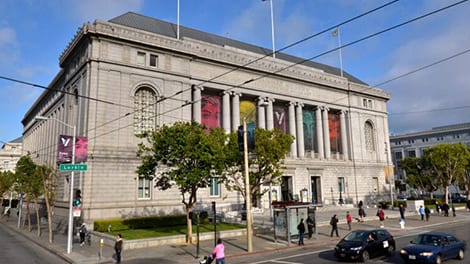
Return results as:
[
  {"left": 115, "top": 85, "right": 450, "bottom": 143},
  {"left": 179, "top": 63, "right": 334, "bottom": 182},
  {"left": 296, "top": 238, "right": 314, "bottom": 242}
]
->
[
  {"left": 330, "top": 214, "right": 339, "bottom": 237},
  {"left": 306, "top": 216, "right": 314, "bottom": 239},
  {"left": 297, "top": 218, "right": 305, "bottom": 245},
  {"left": 376, "top": 206, "right": 385, "bottom": 228},
  {"left": 424, "top": 206, "right": 431, "bottom": 221},
  {"left": 212, "top": 238, "right": 225, "bottom": 264},
  {"left": 79, "top": 223, "right": 87, "bottom": 246},
  {"left": 358, "top": 207, "right": 365, "bottom": 223},
  {"left": 451, "top": 203, "right": 456, "bottom": 217},
  {"left": 114, "top": 234, "right": 123, "bottom": 263},
  {"left": 419, "top": 205, "right": 425, "bottom": 221},
  {"left": 399, "top": 204, "right": 405, "bottom": 221},
  {"left": 346, "top": 211, "right": 352, "bottom": 231}
]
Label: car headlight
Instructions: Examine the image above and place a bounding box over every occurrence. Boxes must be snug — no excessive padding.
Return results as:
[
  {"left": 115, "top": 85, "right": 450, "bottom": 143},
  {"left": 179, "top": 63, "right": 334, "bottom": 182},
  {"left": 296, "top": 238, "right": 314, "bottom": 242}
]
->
[
  {"left": 419, "top": 252, "right": 434, "bottom": 257},
  {"left": 350, "top": 246, "right": 363, "bottom": 251},
  {"left": 400, "top": 249, "right": 407, "bottom": 254}
]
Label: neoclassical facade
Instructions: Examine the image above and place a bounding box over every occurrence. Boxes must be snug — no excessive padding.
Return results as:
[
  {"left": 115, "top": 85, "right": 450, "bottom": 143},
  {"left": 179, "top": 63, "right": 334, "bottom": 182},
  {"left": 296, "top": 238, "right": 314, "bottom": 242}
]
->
[{"left": 22, "top": 12, "right": 391, "bottom": 224}]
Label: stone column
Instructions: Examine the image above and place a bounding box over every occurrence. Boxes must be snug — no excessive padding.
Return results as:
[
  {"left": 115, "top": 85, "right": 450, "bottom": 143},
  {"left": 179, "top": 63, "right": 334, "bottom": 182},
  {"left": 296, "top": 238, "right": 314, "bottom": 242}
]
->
[
  {"left": 231, "top": 92, "right": 241, "bottom": 131},
  {"left": 322, "top": 107, "right": 331, "bottom": 159},
  {"left": 257, "top": 97, "right": 266, "bottom": 129},
  {"left": 222, "top": 91, "right": 231, "bottom": 133},
  {"left": 266, "top": 98, "right": 274, "bottom": 130},
  {"left": 316, "top": 106, "right": 324, "bottom": 159},
  {"left": 340, "top": 110, "right": 349, "bottom": 160},
  {"left": 288, "top": 102, "right": 297, "bottom": 157},
  {"left": 192, "top": 85, "right": 203, "bottom": 123},
  {"left": 296, "top": 103, "right": 305, "bottom": 158}
]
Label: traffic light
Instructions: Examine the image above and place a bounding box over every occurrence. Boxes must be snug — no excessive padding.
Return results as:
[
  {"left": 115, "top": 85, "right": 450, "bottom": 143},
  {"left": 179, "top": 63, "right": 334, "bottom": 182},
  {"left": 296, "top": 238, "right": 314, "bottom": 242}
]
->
[{"left": 74, "top": 189, "right": 82, "bottom": 207}]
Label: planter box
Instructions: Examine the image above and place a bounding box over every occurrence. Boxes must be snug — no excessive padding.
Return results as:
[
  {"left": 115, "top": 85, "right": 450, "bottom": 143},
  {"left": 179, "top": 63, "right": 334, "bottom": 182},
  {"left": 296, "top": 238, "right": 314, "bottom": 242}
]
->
[{"left": 406, "top": 200, "right": 424, "bottom": 213}]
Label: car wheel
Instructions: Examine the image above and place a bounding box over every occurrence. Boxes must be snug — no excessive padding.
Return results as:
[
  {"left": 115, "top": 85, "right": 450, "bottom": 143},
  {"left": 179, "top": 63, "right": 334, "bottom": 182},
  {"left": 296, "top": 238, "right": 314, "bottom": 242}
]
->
[
  {"left": 435, "top": 255, "right": 442, "bottom": 264},
  {"left": 457, "top": 249, "right": 464, "bottom": 260},
  {"left": 386, "top": 244, "right": 395, "bottom": 256},
  {"left": 361, "top": 250, "right": 370, "bottom": 262}
]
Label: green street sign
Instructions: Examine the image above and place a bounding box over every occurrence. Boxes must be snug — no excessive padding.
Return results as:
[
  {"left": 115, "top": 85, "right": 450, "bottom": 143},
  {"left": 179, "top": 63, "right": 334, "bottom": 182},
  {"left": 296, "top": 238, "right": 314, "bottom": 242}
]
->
[{"left": 59, "top": 164, "right": 88, "bottom": 171}]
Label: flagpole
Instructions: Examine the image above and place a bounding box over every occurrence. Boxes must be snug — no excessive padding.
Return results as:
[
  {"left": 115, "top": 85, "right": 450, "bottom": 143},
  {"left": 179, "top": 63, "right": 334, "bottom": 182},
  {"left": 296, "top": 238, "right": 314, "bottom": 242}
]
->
[
  {"left": 336, "top": 27, "right": 344, "bottom": 77},
  {"left": 177, "top": 0, "right": 180, "bottom": 39},
  {"left": 269, "top": 0, "right": 275, "bottom": 58}
]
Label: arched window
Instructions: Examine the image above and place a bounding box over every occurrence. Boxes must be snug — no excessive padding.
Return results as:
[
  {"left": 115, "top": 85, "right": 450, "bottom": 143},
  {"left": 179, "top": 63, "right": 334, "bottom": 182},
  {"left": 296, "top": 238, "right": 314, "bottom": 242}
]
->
[
  {"left": 364, "top": 121, "right": 375, "bottom": 151},
  {"left": 134, "top": 87, "right": 156, "bottom": 134}
]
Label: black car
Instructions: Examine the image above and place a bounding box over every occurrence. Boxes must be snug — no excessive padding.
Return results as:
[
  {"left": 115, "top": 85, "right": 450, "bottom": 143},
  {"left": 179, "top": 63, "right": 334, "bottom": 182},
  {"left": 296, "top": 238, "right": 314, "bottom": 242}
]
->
[{"left": 334, "top": 229, "right": 396, "bottom": 262}]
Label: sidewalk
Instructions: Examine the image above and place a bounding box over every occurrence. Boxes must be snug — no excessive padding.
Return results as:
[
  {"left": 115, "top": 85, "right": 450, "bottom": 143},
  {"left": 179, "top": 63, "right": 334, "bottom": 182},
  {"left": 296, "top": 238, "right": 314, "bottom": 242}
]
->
[{"left": 1, "top": 206, "right": 468, "bottom": 263}]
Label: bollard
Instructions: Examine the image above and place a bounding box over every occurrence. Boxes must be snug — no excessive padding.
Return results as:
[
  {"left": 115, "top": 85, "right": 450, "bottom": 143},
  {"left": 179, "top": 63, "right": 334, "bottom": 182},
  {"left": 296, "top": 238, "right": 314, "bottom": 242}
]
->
[{"left": 99, "top": 239, "right": 104, "bottom": 260}]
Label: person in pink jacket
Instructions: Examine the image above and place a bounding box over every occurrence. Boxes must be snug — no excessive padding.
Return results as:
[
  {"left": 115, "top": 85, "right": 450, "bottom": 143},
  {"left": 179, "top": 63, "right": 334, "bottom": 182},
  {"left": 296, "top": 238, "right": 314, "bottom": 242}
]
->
[{"left": 212, "top": 238, "right": 225, "bottom": 264}]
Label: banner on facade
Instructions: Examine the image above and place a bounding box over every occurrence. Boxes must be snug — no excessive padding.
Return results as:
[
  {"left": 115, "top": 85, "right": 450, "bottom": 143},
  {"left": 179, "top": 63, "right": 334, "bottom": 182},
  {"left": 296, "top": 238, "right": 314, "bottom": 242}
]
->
[{"left": 57, "top": 135, "right": 88, "bottom": 163}]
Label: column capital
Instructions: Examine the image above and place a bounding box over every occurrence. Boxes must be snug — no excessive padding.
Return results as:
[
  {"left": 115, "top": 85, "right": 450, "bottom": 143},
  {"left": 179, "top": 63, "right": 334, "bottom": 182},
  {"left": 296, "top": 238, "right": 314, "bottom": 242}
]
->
[
  {"left": 296, "top": 102, "right": 304, "bottom": 108},
  {"left": 192, "top": 84, "right": 204, "bottom": 91},
  {"left": 231, "top": 91, "right": 242, "bottom": 97}
]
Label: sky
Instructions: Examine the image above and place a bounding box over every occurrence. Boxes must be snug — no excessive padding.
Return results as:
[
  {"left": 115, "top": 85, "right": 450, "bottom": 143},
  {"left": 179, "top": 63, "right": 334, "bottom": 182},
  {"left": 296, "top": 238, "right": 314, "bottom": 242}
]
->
[{"left": 1, "top": 0, "right": 470, "bottom": 143}]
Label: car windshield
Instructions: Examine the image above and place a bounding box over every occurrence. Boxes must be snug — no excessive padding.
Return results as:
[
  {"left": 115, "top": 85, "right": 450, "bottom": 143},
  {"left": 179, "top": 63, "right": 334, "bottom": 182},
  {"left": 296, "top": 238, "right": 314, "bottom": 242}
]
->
[
  {"left": 413, "top": 234, "right": 441, "bottom": 246},
  {"left": 343, "top": 231, "right": 368, "bottom": 242}
]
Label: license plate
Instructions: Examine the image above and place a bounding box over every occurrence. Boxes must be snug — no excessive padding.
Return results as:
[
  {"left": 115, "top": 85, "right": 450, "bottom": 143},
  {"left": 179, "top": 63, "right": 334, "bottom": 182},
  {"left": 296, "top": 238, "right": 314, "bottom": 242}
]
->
[{"left": 409, "top": 255, "right": 416, "bottom": 260}]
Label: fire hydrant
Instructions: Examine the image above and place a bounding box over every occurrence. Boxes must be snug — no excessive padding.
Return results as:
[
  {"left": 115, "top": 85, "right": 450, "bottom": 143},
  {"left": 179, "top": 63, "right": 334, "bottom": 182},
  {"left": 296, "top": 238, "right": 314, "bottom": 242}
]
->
[{"left": 399, "top": 218, "right": 405, "bottom": 229}]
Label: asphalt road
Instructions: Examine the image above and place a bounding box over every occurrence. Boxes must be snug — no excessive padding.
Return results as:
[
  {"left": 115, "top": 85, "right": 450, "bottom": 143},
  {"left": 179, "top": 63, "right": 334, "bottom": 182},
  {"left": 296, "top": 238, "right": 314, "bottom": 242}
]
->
[
  {"left": 231, "top": 218, "right": 470, "bottom": 264},
  {"left": 0, "top": 221, "right": 66, "bottom": 264}
]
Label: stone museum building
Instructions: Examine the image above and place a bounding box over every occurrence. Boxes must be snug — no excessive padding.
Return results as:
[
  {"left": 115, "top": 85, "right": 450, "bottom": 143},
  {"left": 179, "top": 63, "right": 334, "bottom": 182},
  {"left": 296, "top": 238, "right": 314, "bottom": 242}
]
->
[{"left": 21, "top": 12, "right": 392, "bottom": 225}]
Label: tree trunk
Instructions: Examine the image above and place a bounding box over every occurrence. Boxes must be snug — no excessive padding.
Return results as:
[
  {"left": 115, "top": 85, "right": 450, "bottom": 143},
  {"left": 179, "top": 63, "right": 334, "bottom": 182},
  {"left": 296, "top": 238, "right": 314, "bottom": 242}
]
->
[
  {"left": 25, "top": 199, "right": 31, "bottom": 232},
  {"left": 186, "top": 206, "right": 193, "bottom": 244},
  {"left": 44, "top": 191, "right": 53, "bottom": 243},
  {"left": 34, "top": 199, "right": 41, "bottom": 237}
]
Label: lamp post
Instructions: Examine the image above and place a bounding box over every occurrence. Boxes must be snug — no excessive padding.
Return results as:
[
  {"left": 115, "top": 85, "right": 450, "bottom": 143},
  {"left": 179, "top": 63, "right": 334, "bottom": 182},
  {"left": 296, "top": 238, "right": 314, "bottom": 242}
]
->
[
  {"left": 36, "top": 115, "right": 76, "bottom": 254},
  {"left": 385, "top": 142, "right": 393, "bottom": 209},
  {"left": 242, "top": 117, "right": 254, "bottom": 252}
]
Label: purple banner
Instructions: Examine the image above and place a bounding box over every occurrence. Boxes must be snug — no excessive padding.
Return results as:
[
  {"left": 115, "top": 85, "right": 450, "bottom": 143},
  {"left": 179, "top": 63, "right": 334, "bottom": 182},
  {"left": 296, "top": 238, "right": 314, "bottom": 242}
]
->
[{"left": 57, "top": 135, "right": 88, "bottom": 163}]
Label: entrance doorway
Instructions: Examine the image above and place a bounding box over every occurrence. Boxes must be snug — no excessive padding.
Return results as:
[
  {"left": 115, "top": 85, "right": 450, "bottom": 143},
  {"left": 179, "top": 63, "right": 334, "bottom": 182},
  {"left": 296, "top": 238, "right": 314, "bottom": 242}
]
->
[
  {"left": 281, "top": 176, "right": 293, "bottom": 201},
  {"left": 311, "top": 176, "right": 321, "bottom": 204}
]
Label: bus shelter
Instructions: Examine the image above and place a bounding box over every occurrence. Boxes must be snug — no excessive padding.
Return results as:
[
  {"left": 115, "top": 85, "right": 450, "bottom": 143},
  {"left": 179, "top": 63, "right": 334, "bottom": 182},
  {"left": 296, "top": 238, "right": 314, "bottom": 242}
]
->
[{"left": 272, "top": 202, "right": 319, "bottom": 244}]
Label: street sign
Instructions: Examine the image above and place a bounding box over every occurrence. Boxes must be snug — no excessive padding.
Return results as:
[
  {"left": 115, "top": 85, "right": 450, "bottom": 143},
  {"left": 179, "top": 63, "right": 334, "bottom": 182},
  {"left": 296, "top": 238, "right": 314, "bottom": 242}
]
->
[
  {"left": 59, "top": 164, "right": 88, "bottom": 171},
  {"left": 73, "top": 208, "right": 81, "bottom": 217}
]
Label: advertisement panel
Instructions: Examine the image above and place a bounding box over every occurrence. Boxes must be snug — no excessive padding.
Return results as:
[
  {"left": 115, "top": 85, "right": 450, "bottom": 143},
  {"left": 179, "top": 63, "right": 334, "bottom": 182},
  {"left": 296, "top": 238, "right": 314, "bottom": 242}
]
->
[{"left": 57, "top": 135, "right": 88, "bottom": 163}]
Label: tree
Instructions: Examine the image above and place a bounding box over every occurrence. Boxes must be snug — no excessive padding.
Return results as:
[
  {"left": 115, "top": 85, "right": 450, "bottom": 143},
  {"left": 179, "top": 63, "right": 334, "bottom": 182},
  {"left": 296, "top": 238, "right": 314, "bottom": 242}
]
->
[
  {"left": 224, "top": 128, "right": 294, "bottom": 206},
  {"left": 0, "top": 170, "right": 15, "bottom": 207},
  {"left": 400, "top": 156, "right": 438, "bottom": 197},
  {"left": 426, "top": 143, "right": 470, "bottom": 204},
  {"left": 36, "top": 165, "right": 57, "bottom": 243},
  {"left": 136, "top": 121, "right": 228, "bottom": 243},
  {"left": 15, "top": 156, "right": 37, "bottom": 231}
]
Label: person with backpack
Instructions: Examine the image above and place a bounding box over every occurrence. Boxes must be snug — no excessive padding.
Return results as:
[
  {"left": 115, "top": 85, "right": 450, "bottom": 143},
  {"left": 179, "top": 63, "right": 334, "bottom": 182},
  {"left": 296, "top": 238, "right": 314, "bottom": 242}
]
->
[
  {"left": 376, "top": 206, "right": 385, "bottom": 228},
  {"left": 297, "top": 218, "right": 305, "bottom": 245},
  {"left": 330, "top": 214, "right": 339, "bottom": 237}
]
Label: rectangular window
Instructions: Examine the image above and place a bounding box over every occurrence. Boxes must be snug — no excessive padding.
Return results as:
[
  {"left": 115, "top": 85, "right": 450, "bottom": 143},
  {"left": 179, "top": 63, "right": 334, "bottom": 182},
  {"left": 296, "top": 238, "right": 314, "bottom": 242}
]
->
[
  {"left": 372, "top": 177, "right": 379, "bottom": 193},
  {"left": 407, "top": 150, "right": 416, "bottom": 157},
  {"left": 363, "top": 98, "right": 368, "bottom": 107},
  {"left": 2, "top": 161, "right": 9, "bottom": 170},
  {"left": 149, "top": 54, "right": 158, "bottom": 67},
  {"left": 395, "top": 151, "right": 403, "bottom": 160},
  {"left": 338, "top": 177, "right": 345, "bottom": 193},
  {"left": 137, "top": 52, "right": 146, "bottom": 65},
  {"left": 209, "top": 177, "right": 220, "bottom": 197},
  {"left": 138, "top": 176, "right": 151, "bottom": 199}
]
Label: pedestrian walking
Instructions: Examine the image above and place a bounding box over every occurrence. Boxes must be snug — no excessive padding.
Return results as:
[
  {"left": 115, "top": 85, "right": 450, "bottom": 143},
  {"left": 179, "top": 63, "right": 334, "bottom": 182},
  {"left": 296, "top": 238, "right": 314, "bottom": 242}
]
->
[
  {"left": 358, "top": 207, "right": 365, "bottom": 223},
  {"left": 114, "top": 234, "right": 123, "bottom": 263},
  {"left": 419, "top": 205, "right": 425, "bottom": 221},
  {"left": 306, "top": 216, "right": 314, "bottom": 239},
  {"left": 346, "top": 211, "right": 352, "bottom": 231},
  {"left": 424, "top": 206, "right": 431, "bottom": 221},
  {"left": 212, "top": 238, "right": 225, "bottom": 264},
  {"left": 467, "top": 200, "right": 470, "bottom": 211},
  {"left": 435, "top": 201, "right": 440, "bottom": 215},
  {"left": 399, "top": 203, "right": 406, "bottom": 221},
  {"left": 358, "top": 200, "right": 363, "bottom": 209},
  {"left": 297, "top": 218, "right": 305, "bottom": 245},
  {"left": 376, "top": 206, "right": 385, "bottom": 228},
  {"left": 451, "top": 204, "right": 456, "bottom": 217},
  {"left": 442, "top": 203, "right": 450, "bottom": 217},
  {"left": 79, "top": 223, "right": 87, "bottom": 246},
  {"left": 330, "top": 214, "right": 339, "bottom": 237}
]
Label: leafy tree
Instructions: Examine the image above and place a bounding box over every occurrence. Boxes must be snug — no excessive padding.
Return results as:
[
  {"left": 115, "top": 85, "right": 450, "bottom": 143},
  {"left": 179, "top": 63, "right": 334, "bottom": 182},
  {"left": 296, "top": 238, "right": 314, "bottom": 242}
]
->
[
  {"left": 36, "top": 165, "right": 57, "bottom": 243},
  {"left": 0, "top": 170, "right": 15, "bottom": 207},
  {"left": 224, "top": 128, "right": 294, "bottom": 206},
  {"left": 426, "top": 143, "right": 470, "bottom": 204},
  {"left": 136, "top": 121, "right": 228, "bottom": 243},
  {"left": 400, "top": 156, "right": 438, "bottom": 197},
  {"left": 15, "top": 156, "right": 37, "bottom": 231}
]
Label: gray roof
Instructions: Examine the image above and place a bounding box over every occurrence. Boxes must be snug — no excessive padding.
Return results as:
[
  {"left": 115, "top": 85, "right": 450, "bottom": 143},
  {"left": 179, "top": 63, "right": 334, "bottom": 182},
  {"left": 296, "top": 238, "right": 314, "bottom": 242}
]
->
[{"left": 109, "top": 12, "right": 367, "bottom": 85}]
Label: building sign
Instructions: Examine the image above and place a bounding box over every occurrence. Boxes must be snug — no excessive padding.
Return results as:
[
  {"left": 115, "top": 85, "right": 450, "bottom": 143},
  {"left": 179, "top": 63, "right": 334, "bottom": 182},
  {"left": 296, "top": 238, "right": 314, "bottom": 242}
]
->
[{"left": 57, "top": 135, "right": 88, "bottom": 163}]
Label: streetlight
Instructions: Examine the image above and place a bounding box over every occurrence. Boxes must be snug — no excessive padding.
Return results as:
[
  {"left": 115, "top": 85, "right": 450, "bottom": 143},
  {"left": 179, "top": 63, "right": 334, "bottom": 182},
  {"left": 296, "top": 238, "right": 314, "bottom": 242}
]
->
[
  {"left": 385, "top": 142, "right": 394, "bottom": 209},
  {"left": 242, "top": 116, "right": 254, "bottom": 252},
  {"left": 35, "top": 115, "right": 76, "bottom": 254}
]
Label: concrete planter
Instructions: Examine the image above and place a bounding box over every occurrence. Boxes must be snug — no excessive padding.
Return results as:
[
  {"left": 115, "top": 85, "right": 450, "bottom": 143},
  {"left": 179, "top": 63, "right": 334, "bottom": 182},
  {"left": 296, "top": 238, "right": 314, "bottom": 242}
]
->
[{"left": 406, "top": 200, "right": 424, "bottom": 213}]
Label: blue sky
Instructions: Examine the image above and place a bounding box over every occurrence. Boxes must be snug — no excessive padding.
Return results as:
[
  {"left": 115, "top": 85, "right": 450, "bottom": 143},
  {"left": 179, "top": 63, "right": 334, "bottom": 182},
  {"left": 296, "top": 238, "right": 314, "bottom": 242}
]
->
[{"left": 1, "top": 0, "right": 470, "bottom": 143}]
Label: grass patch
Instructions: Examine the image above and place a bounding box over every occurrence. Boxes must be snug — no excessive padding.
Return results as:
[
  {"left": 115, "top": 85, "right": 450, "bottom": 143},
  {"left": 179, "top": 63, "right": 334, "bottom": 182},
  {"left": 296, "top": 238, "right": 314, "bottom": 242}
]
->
[{"left": 107, "top": 222, "right": 246, "bottom": 240}]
